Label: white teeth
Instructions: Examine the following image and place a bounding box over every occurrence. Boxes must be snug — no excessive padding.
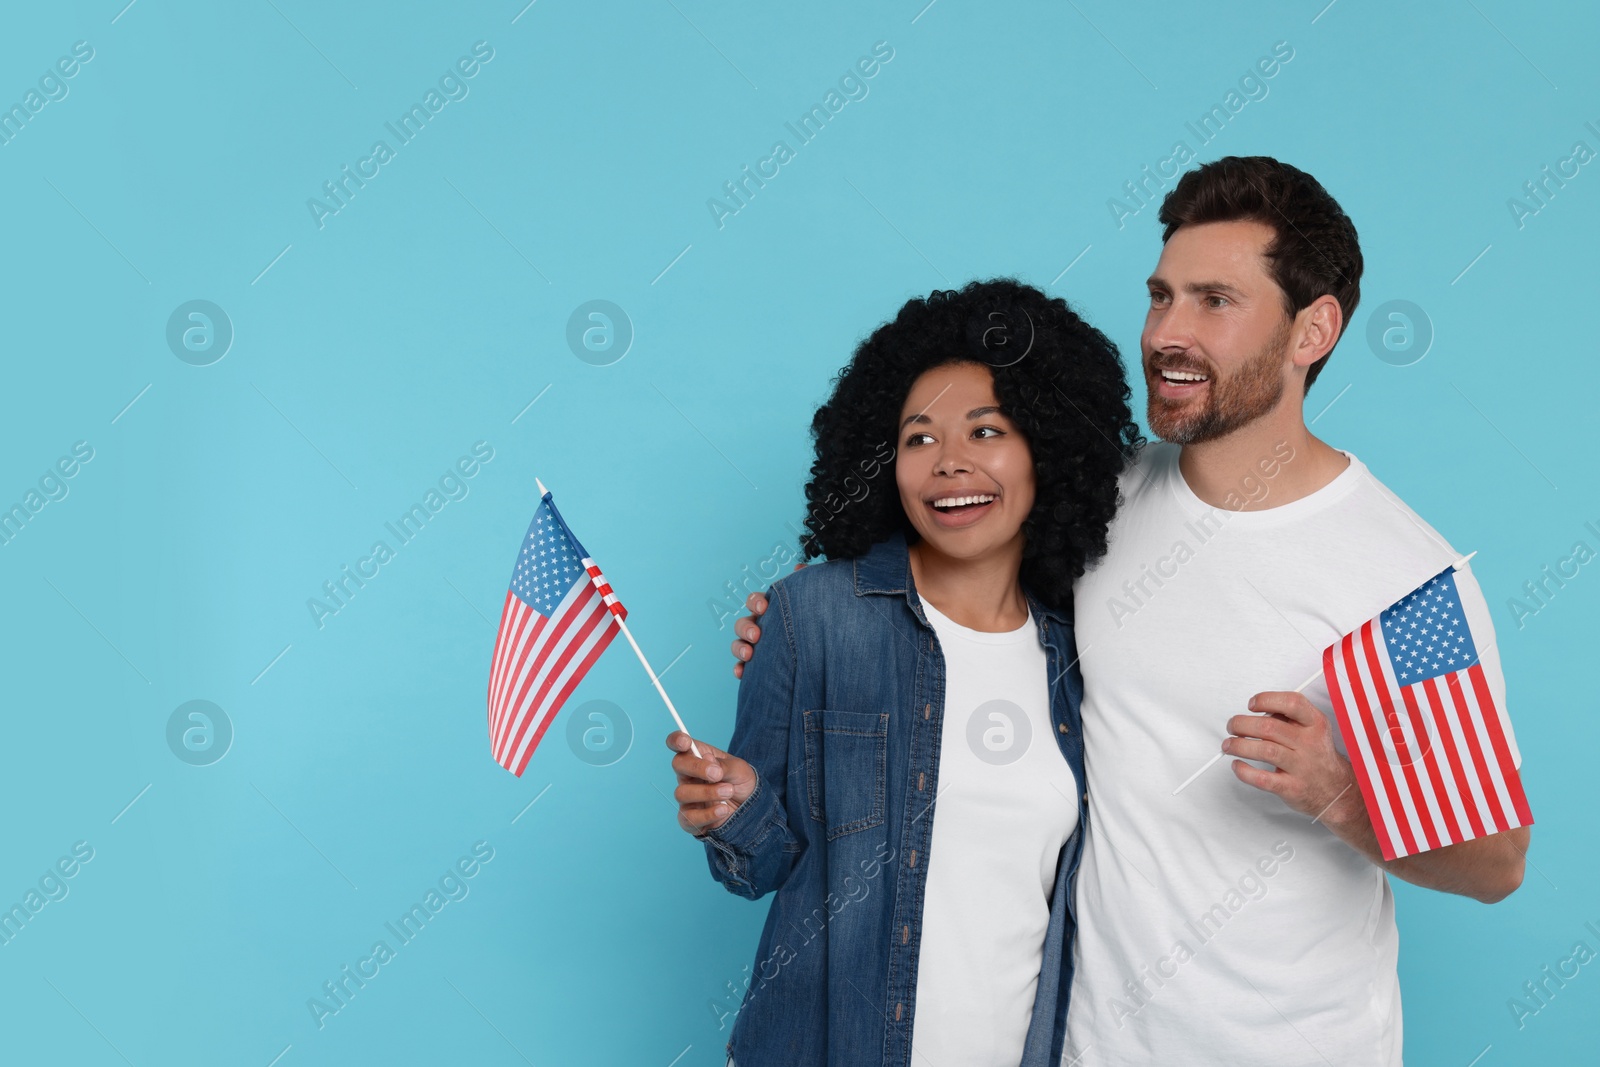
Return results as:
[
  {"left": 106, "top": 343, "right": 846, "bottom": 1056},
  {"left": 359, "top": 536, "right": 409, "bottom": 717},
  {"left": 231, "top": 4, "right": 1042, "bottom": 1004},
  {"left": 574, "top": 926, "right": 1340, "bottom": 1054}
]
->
[
  {"left": 932, "top": 494, "right": 996, "bottom": 508},
  {"left": 1162, "top": 370, "right": 1208, "bottom": 382}
]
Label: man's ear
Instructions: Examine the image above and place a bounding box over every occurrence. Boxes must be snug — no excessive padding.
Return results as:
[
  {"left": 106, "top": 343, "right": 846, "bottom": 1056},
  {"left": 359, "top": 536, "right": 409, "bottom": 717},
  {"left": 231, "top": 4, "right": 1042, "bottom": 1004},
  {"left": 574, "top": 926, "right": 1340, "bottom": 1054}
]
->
[{"left": 1292, "top": 295, "right": 1343, "bottom": 369}]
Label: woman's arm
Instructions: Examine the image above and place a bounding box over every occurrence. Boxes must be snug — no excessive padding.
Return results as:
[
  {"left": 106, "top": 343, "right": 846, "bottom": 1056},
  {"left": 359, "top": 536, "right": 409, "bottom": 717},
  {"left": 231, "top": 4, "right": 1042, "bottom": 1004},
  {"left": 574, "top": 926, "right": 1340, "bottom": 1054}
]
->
[{"left": 670, "top": 580, "right": 803, "bottom": 900}]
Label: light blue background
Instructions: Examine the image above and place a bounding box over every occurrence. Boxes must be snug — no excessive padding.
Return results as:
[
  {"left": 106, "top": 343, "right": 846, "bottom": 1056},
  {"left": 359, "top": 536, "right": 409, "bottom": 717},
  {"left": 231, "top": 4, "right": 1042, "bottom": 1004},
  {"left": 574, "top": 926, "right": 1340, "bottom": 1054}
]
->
[{"left": 0, "top": 1, "right": 1594, "bottom": 1064}]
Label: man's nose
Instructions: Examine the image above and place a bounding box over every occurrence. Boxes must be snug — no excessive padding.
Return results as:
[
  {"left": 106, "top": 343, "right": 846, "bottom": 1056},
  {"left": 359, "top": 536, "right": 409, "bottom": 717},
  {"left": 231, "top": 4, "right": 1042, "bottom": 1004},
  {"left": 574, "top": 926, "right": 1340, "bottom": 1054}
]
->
[{"left": 1146, "top": 300, "right": 1196, "bottom": 354}]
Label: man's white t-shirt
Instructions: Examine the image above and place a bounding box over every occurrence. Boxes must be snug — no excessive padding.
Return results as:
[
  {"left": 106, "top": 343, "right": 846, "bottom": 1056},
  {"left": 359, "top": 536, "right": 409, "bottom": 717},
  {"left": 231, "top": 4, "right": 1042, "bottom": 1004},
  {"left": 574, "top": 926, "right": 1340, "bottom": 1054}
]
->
[
  {"left": 910, "top": 596, "right": 1079, "bottom": 1066},
  {"left": 1065, "top": 443, "right": 1519, "bottom": 1066}
]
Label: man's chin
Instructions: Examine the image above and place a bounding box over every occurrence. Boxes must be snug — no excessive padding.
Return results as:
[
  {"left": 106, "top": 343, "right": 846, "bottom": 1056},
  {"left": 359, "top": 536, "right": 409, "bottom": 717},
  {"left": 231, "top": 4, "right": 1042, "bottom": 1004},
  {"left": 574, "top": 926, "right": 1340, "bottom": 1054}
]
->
[{"left": 1147, "top": 401, "right": 1210, "bottom": 445}]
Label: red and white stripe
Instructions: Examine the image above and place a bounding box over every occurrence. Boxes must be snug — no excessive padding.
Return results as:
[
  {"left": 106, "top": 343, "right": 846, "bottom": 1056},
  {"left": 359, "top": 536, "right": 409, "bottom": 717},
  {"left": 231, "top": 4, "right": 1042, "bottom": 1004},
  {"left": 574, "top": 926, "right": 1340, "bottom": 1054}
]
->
[
  {"left": 584, "top": 558, "right": 628, "bottom": 619},
  {"left": 1324, "top": 620, "right": 1531, "bottom": 861},
  {"left": 487, "top": 577, "right": 621, "bottom": 777}
]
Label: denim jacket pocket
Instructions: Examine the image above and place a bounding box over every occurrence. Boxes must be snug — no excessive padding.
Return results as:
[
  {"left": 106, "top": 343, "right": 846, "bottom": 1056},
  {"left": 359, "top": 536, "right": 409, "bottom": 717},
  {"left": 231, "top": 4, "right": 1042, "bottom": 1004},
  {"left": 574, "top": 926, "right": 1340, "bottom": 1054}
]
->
[{"left": 802, "top": 709, "right": 888, "bottom": 840}]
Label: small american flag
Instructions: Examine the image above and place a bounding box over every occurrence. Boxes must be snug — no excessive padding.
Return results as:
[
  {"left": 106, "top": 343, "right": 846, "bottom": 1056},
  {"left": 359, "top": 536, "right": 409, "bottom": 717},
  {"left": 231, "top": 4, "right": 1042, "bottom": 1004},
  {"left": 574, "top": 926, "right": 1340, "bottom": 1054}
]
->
[
  {"left": 1324, "top": 565, "right": 1531, "bottom": 861},
  {"left": 488, "top": 487, "right": 625, "bottom": 776}
]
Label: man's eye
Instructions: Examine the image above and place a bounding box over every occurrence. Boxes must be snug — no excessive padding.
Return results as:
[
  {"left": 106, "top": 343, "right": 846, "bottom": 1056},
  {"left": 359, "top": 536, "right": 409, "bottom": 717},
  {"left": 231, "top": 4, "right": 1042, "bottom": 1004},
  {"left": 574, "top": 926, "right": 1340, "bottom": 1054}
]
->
[
  {"left": 1207, "top": 295, "right": 1229, "bottom": 308},
  {"left": 1149, "top": 291, "right": 1168, "bottom": 306}
]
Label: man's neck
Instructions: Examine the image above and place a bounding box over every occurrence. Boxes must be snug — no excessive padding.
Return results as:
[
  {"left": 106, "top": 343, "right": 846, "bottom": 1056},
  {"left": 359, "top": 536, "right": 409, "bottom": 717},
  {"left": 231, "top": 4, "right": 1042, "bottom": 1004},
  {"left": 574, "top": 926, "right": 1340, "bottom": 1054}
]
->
[{"left": 1176, "top": 403, "right": 1350, "bottom": 512}]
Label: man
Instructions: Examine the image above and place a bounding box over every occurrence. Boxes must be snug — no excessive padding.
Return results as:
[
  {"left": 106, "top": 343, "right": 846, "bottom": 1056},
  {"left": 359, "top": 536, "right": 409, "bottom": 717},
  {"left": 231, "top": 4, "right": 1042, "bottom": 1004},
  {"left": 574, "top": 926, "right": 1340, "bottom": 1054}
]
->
[{"left": 727, "top": 156, "right": 1529, "bottom": 1064}]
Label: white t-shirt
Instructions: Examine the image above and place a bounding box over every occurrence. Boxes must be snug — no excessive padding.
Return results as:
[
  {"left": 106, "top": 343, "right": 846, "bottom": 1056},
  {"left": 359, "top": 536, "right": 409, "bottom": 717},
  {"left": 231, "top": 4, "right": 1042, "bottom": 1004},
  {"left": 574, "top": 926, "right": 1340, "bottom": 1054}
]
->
[
  {"left": 910, "top": 596, "right": 1080, "bottom": 1066},
  {"left": 1066, "top": 443, "right": 1519, "bottom": 1066}
]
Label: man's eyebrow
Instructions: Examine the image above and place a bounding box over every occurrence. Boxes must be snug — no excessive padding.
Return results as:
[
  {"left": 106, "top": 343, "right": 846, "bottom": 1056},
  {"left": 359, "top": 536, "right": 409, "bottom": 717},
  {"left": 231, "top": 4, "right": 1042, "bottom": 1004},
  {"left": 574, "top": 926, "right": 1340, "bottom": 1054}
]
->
[
  {"left": 1147, "top": 274, "right": 1247, "bottom": 299},
  {"left": 900, "top": 405, "right": 1002, "bottom": 429}
]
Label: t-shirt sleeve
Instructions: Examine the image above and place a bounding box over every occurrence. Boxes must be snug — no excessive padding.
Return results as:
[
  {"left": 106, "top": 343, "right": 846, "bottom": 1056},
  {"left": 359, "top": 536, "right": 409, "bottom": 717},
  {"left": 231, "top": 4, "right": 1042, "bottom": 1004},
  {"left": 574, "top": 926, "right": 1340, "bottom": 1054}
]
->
[{"left": 1453, "top": 562, "right": 1521, "bottom": 769}]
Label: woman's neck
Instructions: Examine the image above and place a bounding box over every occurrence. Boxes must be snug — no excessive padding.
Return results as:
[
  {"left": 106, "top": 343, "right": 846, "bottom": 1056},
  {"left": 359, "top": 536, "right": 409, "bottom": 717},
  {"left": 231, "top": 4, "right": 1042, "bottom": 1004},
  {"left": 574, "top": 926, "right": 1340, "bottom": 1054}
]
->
[{"left": 907, "top": 538, "right": 1029, "bottom": 632}]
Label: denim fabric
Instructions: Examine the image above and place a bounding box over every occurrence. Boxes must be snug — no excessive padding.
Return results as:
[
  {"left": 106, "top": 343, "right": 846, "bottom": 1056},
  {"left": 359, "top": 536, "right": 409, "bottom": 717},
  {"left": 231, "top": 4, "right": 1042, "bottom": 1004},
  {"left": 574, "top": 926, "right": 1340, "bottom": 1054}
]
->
[{"left": 701, "top": 531, "right": 1088, "bottom": 1066}]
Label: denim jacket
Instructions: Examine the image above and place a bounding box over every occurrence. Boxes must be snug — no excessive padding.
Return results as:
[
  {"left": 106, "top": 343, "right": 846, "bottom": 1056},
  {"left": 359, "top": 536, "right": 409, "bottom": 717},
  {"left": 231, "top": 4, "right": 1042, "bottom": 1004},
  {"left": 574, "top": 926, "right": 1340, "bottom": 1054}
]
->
[{"left": 701, "top": 531, "right": 1088, "bottom": 1066}]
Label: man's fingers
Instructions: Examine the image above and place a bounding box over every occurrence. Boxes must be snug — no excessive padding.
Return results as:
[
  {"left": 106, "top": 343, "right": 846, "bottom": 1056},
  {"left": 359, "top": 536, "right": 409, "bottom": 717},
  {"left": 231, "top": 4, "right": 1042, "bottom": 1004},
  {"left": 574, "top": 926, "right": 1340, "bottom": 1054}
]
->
[
  {"left": 1249, "top": 691, "right": 1320, "bottom": 726},
  {"left": 1226, "top": 713, "right": 1290, "bottom": 743},
  {"left": 1223, "top": 736, "right": 1288, "bottom": 769},
  {"left": 744, "top": 592, "right": 768, "bottom": 616},
  {"left": 1231, "top": 759, "right": 1289, "bottom": 795}
]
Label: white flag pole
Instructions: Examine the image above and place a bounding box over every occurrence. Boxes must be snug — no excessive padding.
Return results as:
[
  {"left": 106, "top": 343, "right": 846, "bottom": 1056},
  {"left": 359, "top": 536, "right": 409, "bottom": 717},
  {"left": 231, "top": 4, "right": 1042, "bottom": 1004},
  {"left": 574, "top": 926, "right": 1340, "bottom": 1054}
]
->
[
  {"left": 612, "top": 614, "right": 703, "bottom": 760},
  {"left": 1172, "top": 551, "right": 1477, "bottom": 796},
  {"left": 537, "top": 479, "right": 704, "bottom": 761}
]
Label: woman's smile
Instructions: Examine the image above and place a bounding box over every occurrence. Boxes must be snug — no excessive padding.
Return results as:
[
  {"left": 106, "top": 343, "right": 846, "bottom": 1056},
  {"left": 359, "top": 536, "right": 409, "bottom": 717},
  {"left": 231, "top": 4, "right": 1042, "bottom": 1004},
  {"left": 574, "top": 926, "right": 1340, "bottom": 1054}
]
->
[{"left": 925, "top": 489, "right": 1000, "bottom": 528}]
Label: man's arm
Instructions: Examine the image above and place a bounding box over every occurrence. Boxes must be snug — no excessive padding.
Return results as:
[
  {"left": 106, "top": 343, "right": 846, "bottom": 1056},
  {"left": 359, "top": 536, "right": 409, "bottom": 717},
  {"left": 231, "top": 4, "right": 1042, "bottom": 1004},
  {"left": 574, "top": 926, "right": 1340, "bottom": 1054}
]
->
[{"left": 1226, "top": 691, "right": 1528, "bottom": 904}]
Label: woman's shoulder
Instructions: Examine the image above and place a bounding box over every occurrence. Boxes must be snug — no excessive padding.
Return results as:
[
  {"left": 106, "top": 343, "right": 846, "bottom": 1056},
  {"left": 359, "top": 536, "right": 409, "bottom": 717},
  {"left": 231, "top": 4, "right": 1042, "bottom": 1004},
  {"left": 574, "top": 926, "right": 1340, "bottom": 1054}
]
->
[{"left": 767, "top": 556, "right": 855, "bottom": 606}]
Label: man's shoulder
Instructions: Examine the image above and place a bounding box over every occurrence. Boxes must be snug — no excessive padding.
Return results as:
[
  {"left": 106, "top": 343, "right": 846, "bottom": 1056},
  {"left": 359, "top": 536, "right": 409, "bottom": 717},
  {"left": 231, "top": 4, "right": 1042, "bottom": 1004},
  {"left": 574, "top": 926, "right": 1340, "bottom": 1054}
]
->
[{"left": 1338, "top": 452, "right": 1461, "bottom": 562}]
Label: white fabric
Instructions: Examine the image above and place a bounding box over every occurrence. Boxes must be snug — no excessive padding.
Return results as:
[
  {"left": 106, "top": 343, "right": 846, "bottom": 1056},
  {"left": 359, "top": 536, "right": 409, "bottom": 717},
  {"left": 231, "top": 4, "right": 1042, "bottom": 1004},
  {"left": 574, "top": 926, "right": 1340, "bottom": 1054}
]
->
[
  {"left": 1066, "top": 443, "right": 1518, "bottom": 1066},
  {"left": 909, "top": 595, "right": 1079, "bottom": 1066}
]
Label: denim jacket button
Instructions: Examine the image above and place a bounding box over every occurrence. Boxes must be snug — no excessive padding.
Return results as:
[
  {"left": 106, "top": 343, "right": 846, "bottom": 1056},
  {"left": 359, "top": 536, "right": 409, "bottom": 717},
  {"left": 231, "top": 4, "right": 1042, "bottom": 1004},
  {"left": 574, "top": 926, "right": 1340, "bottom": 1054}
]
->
[{"left": 1058, "top": 722, "right": 1069, "bottom": 735}]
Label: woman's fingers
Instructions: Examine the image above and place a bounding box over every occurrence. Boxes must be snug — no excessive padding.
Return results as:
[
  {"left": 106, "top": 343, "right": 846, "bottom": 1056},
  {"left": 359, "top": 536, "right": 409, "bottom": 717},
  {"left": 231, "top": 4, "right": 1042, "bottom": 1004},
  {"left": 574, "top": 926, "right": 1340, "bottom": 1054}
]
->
[
  {"left": 666, "top": 732, "right": 730, "bottom": 781},
  {"left": 675, "top": 779, "right": 735, "bottom": 805},
  {"left": 663, "top": 732, "right": 754, "bottom": 836},
  {"left": 677, "top": 800, "right": 736, "bottom": 836}
]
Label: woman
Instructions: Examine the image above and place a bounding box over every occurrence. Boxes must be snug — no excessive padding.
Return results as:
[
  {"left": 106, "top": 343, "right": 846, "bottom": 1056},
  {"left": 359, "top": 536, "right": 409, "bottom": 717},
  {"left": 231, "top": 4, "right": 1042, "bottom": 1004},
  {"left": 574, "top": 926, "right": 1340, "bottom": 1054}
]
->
[{"left": 667, "top": 279, "right": 1141, "bottom": 1066}]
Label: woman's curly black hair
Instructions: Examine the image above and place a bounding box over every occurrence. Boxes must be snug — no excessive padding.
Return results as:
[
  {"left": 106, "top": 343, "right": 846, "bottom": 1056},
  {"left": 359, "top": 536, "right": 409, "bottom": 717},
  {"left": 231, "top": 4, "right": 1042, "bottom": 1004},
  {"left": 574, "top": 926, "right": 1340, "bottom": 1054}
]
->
[{"left": 799, "top": 278, "right": 1144, "bottom": 610}]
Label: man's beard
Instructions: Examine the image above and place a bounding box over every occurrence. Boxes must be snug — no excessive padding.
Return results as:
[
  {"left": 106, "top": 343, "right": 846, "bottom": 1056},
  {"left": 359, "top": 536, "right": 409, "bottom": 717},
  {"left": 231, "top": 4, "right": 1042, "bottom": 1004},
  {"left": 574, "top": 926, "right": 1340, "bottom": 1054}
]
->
[{"left": 1145, "top": 319, "right": 1291, "bottom": 445}]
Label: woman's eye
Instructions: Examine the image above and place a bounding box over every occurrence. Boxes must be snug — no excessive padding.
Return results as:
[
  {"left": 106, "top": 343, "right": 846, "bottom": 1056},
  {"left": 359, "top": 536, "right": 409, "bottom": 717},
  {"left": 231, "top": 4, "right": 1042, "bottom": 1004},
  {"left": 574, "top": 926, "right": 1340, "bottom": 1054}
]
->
[
  {"left": 973, "top": 426, "right": 1004, "bottom": 439},
  {"left": 905, "top": 431, "right": 933, "bottom": 447}
]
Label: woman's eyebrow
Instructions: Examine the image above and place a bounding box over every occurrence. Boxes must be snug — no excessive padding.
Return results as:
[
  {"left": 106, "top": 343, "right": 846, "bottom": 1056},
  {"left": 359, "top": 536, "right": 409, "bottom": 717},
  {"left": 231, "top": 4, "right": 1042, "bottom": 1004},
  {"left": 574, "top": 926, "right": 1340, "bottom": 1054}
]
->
[{"left": 900, "top": 405, "right": 1002, "bottom": 430}]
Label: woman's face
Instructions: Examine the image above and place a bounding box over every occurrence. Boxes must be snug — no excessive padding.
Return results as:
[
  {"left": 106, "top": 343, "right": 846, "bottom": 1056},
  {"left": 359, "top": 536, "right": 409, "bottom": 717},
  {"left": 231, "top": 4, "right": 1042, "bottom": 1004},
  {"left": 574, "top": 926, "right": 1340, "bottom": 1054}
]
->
[{"left": 894, "top": 361, "right": 1036, "bottom": 563}]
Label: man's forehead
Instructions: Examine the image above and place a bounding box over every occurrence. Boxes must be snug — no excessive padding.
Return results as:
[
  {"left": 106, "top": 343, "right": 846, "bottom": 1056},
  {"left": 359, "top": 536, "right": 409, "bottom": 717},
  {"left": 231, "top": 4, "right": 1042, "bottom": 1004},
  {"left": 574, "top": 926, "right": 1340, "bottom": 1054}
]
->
[{"left": 1151, "top": 219, "right": 1276, "bottom": 284}]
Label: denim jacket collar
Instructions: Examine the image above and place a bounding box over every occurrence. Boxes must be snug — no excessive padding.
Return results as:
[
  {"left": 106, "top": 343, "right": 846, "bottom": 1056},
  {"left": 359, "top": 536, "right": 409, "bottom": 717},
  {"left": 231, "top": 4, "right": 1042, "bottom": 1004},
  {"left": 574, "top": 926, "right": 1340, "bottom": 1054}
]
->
[{"left": 851, "top": 529, "right": 1070, "bottom": 628}]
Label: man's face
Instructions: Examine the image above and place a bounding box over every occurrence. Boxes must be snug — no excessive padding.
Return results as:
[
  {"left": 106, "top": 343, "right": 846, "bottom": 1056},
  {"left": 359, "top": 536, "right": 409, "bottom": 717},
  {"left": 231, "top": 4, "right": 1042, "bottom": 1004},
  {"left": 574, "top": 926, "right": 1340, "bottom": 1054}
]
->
[{"left": 1141, "top": 219, "right": 1295, "bottom": 444}]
